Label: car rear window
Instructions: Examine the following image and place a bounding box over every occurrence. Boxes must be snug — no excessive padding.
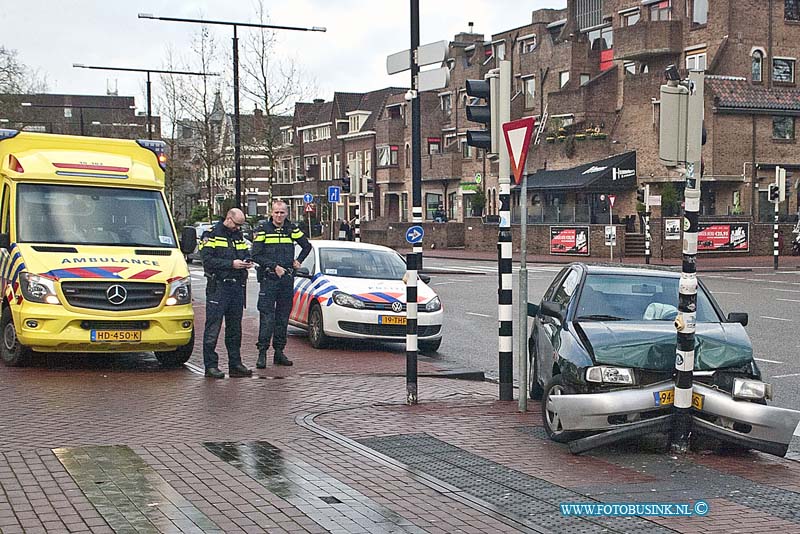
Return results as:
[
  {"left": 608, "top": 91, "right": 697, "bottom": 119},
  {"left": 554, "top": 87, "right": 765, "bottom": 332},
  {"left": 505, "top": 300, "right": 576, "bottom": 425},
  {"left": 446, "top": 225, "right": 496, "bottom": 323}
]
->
[{"left": 319, "top": 248, "right": 406, "bottom": 279}]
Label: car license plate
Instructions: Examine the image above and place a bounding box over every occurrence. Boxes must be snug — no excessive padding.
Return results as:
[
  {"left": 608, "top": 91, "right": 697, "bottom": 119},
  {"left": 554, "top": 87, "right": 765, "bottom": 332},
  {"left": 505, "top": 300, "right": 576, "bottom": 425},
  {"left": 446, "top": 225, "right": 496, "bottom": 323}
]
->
[
  {"left": 654, "top": 389, "right": 704, "bottom": 411},
  {"left": 91, "top": 330, "right": 142, "bottom": 342},
  {"left": 379, "top": 315, "right": 406, "bottom": 325}
]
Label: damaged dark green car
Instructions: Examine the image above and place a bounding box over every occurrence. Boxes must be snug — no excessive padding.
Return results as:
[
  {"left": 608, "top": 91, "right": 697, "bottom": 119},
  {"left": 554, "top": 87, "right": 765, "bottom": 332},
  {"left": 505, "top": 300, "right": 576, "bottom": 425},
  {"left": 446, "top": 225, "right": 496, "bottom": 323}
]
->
[{"left": 528, "top": 263, "right": 800, "bottom": 456}]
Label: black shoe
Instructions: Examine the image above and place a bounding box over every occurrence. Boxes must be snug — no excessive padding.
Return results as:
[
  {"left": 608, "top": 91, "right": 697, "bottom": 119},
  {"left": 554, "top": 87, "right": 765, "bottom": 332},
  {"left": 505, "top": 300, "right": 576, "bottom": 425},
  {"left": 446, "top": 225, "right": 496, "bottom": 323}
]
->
[
  {"left": 274, "top": 352, "right": 293, "bottom": 366},
  {"left": 256, "top": 351, "right": 267, "bottom": 369},
  {"left": 205, "top": 367, "right": 225, "bottom": 379},
  {"left": 229, "top": 364, "right": 253, "bottom": 377}
]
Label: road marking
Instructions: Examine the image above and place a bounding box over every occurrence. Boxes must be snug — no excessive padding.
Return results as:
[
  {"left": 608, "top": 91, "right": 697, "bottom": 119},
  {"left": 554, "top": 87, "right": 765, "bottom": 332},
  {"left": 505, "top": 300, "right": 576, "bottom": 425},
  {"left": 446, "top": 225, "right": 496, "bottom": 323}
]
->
[
  {"left": 712, "top": 291, "right": 741, "bottom": 295},
  {"left": 184, "top": 362, "right": 205, "bottom": 376},
  {"left": 777, "top": 298, "right": 800, "bottom": 303},
  {"left": 767, "top": 287, "right": 800, "bottom": 293},
  {"left": 466, "top": 312, "right": 491, "bottom": 318},
  {"left": 755, "top": 358, "right": 784, "bottom": 364},
  {"left": 772, "top": 373, "right": 800, "bottom": 379},
  {"left": 760, "top": 316, "right": 793, "bottom": 322},
  {"left": 432, "top": 281, "right": 457, "bottom": 286},
  {"left": 795, "top": 422, "right": 800, "bottom": 437}
]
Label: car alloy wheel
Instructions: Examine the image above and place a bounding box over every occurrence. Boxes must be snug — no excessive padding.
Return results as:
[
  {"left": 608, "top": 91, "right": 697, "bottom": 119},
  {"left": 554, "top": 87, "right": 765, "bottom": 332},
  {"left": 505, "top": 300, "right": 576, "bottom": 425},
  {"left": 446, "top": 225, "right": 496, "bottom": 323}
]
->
[
  {"left": 308, "top": 305, "right": 329, "bottom": 349},
  {"left": 542, "top": 374, "right": 579, "bottom": 443}
]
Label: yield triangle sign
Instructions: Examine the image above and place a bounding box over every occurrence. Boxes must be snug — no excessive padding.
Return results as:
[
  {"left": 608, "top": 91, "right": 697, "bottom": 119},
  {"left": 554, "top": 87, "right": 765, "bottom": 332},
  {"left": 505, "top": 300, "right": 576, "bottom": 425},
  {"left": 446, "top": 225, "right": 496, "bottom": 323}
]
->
[
  {"left": 608, "top": 195, "right": 616, "bottom": 208},
  {"left": 502, "top": 117, "right": 536, "bottom": 185}
]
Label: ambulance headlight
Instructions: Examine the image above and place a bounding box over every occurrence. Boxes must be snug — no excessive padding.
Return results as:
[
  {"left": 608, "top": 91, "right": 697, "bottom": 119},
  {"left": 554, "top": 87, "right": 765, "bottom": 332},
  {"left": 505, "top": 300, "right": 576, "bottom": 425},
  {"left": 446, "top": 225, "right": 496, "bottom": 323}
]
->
[
  {"left": 166, "top": 277, "right": 192, "bottom": 306},
  {"left": 19, "top": 273, "right": 60, "bottom": 304}
]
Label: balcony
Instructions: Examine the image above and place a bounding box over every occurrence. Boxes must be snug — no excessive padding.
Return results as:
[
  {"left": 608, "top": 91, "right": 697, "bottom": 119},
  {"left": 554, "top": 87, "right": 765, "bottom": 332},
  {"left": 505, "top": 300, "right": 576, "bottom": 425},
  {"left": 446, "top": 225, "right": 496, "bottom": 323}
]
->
[
  {"left": 614, "top": 20, "right": 683, "bottom": 61},
  {"left": 420, "top": 152, "right": 462, "bottom": 181}
]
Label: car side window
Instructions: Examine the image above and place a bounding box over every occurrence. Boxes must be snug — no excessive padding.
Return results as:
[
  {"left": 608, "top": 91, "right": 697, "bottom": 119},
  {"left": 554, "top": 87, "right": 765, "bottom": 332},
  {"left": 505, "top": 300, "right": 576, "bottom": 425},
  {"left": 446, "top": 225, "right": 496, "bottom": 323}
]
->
[
  {"left": 552, "top": 269, "right": 580, "bottom": 307},
  {"left": 543, "top": 267, "right": 569, "bottom": 301},
  {"left": 297, "top": 244, "right": 315, "bottom": 273}
]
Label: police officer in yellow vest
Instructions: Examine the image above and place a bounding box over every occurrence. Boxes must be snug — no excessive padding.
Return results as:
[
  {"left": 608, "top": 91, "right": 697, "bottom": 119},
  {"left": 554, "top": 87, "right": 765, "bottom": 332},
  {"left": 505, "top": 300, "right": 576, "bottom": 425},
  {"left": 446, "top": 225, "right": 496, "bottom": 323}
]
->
[
  {"left": 201, "top": 208, "right": 254, "bottom": 378},
  {"left": 252, "top": 200, "right": 312, "bottom": 367}
]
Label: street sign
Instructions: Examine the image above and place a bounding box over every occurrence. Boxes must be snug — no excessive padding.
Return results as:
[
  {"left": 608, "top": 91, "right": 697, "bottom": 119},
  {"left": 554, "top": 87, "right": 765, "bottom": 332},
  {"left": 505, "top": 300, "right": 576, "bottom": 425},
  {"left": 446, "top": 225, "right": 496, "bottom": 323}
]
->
[
  {"left": 386, "top": 40, "right": 448, "bottom": 74},
  {"left": 605, "top": 225, "right": 617, "bottom": 246},
  {"left": 649, "top": 194, "right": 662, "bottom": 206},
  {"left": 405, "top": 225, "right": 424, "bottom": 244},
  {"left": 303, "top": 192, "right": 313, "bottom": 203},
  {"left": 475, "top": 172, "right": 482, "bottom": 184},
  {"left": 328, "top": 186, "right": 341, "bottom": 203},
  {"left": 304, "top": 203, "right": 315, "bottom": 213},
  {"left": 608, "top": 194, "right": 616, "bottom": 208},
  {"left": 418, "top": 68, "right": 450, "bottom": 92},
  {"left": 502, "top": 117, "right": 536, "bottom": 185}
]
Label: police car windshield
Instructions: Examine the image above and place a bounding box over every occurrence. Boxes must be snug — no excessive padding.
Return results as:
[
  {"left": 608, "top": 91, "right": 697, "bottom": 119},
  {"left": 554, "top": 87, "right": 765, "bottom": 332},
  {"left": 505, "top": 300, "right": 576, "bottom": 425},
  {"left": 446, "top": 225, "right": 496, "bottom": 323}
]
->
[
  {"left": 16, "top": 184, "right": 176, "bottom": 247},
  {"left": 319, "top": 248, "right": 406, "bottom": 280}
]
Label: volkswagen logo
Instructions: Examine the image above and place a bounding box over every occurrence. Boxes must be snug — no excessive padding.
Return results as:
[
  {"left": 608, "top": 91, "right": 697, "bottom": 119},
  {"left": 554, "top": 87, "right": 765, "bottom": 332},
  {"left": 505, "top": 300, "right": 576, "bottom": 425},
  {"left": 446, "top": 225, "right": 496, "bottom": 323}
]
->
[
  {"left": 106, "top": 284, "right": 128, "bottom": 305},
  {"left": 391, "top": 301, "right": 403, "bottom": 313}
]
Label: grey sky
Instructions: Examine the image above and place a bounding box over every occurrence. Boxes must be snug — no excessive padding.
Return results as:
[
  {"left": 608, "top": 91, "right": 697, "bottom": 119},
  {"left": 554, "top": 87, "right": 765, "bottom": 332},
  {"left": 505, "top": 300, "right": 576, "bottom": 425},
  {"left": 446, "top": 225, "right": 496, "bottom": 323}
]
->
[{"left": 4, "top": 1, "right": 565, "bottom": 114}]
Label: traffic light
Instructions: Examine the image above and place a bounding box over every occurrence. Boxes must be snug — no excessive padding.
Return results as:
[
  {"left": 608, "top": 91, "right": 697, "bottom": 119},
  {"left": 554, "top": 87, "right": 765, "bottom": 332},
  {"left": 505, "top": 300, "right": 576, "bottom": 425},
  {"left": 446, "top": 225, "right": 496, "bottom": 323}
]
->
[
  {"left": 341, "top": 172, "right": 351, "bottom": 194},
  {"left": 769, "top": 184, "right": 780, "bottom": 203},
  {"left": 465, "top": 78, "right": 495, "bottom": 152},
  {"left": 636, "top": 184, "right": 649, "bottom": 205}
]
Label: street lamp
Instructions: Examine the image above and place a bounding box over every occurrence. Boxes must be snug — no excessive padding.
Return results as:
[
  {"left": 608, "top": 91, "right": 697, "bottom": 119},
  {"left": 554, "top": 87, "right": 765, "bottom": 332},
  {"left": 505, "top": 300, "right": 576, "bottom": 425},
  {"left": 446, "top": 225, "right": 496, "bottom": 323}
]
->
[
  {"left": 138, "top": 12, "right": 326, "bottom": 208},
  {"left": 72, "top": 63, "right": 218, "bottom": 140},
  {"left": 20, "top": 101, "right": 137, "bottom": 136}
]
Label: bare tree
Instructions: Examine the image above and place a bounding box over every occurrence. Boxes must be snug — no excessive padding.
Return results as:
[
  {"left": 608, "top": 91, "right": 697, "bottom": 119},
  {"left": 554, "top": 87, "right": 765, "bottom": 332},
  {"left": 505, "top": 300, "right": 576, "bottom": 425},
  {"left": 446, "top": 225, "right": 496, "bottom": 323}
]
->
[
  {"left": 239, "top": 0, "right": 317, "bottom": 199},
  {"left": 0, "top": 45, "right": 47, "bottom": 94}
]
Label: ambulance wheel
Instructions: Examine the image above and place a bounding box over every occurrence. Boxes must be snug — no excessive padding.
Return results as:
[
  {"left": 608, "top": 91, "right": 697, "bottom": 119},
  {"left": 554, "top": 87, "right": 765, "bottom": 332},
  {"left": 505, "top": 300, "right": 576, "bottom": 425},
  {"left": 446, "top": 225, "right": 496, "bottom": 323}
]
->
[
  {"left": 308, "top": 305, "right": 329, "bottom": 349},
  {"left": 155, "top": 328, "right": 194, "bottom": 368},
  {"left": 1, "top": 307, "right": 31, "bottom": 367}
]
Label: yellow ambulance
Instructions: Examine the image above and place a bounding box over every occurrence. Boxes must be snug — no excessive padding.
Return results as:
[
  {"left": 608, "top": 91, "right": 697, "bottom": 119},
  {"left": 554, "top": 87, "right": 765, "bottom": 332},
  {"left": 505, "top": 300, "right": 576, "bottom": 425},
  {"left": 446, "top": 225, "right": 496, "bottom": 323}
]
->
[{"left": 0, "top": 129, "right": 195, "bottom": 367}]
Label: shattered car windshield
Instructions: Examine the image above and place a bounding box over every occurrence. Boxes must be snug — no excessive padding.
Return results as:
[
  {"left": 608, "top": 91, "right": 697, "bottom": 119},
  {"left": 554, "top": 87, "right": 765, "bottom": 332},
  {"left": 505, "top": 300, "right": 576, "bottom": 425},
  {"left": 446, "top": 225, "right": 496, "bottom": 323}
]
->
[{"left": 575, "top": 274, "right": 719, "bottom": 322}]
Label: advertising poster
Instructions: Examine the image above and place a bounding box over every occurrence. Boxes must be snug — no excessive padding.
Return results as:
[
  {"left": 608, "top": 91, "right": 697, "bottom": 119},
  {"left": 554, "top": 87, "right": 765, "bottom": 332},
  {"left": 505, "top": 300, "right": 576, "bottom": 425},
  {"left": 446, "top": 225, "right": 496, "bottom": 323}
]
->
[
  {"left": 664, "top": 218, "right": 681, "bottom": 240},
  {"left": 697, "top": 223, "right": 749, "bottom": 252},
  {"left": 550, "top": 226, "right": 590, "bottom": 255}
]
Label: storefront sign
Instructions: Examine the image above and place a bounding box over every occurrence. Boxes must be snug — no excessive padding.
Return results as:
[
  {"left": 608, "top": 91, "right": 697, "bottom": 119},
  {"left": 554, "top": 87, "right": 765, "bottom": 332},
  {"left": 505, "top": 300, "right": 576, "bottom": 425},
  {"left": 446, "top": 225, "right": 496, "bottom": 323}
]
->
[
  {"left": 664, "top": 218, "right": 681, "bottom": 240},
  {"left": 550, "top": 226, "right": 590, "bottom": 255},
  {"left": 697, "top": 223, "right": 749, "bottom": 252}
]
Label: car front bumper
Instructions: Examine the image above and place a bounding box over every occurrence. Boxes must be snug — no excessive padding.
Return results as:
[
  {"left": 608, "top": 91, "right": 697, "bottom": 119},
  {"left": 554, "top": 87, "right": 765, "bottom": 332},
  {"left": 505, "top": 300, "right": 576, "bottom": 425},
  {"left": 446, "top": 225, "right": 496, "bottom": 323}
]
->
[
  {"left": 322, "top": 305, "right": 443, "bottom": 341},
  {"left": 548, "top": 380, "right": 800, "bottom": 457}
]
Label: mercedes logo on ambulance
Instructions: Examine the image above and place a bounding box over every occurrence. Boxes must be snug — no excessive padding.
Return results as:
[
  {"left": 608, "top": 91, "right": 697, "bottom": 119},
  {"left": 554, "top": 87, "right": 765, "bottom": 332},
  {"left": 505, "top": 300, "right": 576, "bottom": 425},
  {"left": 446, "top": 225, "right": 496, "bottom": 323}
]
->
[
  {"left": 391, "top": 301, "right": 403, "bottom": 313},
  {"left": 106, "top": 284, "right": 128, "bottom": 305}
]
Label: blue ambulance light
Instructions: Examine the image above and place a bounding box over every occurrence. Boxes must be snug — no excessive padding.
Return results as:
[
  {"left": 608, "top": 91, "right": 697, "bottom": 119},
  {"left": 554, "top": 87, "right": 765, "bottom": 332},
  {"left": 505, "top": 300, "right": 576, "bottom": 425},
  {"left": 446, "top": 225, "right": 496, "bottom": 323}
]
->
[
  {"left": 136, "top": 139, "right": 168, "bottom": 170},
  {"left": 0, "top": 129, "right": 20, "bottom": 141}
]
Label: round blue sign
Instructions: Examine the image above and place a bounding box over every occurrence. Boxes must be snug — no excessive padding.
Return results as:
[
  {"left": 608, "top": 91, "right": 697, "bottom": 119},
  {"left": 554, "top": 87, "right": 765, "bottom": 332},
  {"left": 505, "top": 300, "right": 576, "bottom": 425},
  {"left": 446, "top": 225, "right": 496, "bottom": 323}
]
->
[
  {"left": 405, "top": 225, "right": 424, "bottom": 244},
  {"left": 303, "top": 193, "right": 313, "bottom": 203}
]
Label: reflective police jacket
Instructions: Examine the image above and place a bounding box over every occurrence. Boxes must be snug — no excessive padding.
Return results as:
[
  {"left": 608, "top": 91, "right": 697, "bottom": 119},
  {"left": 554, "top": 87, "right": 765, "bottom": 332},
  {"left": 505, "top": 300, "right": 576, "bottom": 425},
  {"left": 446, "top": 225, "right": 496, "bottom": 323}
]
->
[
  {"left": 251, "top": 218, "right": 311, "bottom": 276},
  {"left": 200, "top": 220, "right": 250, "bottom": 282}
]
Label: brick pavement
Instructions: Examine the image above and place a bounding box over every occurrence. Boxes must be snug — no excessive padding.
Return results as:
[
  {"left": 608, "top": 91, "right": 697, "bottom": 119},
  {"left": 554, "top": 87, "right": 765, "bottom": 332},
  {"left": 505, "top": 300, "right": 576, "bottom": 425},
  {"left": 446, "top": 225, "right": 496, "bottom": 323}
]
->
[{"left": 0, "top": 300, "right": 797, "bottom": 532}]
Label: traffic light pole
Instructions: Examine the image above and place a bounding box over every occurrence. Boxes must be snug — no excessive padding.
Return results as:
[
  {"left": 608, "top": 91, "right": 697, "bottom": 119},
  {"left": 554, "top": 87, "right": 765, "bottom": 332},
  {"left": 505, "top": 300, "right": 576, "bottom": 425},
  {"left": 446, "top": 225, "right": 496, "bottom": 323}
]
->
[
  {"left": 774, "top": 171, "right": 780, "bottom": 270},
  {"left": 405, "top": 0, "right": 422, "bottom": 405},
  {"left": 496, "top": 60, "right": 513, "bottom": 402}
]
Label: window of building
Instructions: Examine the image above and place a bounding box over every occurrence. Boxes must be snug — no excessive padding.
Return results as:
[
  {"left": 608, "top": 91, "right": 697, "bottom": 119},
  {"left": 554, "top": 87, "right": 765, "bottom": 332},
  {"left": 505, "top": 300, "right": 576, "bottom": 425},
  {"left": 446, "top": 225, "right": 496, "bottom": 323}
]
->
[
  {"left": 425, "top": 193, "right": 443, "bottom": 220},
  {"left": 519, "top": 35, "right": 537, "bottom": 54},
  {"left": 621, "top": 9, "right": 640, "bottom": 26},
  {"left": 294, "top": 157, "right": 301, "bottom": 181},
  {"left": 786, "top": 0, "right": 800, "bottom": 21},
  {"left": 461, "top": 139, "right": 472, "bottom": 159},
  {"left": 349, "top": 115, "right": 361, "bottom": 132},
  {"left": 773, "top": 58, "right": 796, "bottom": 83},
  {"left": 587, "top": 25, "right": 613, "bottom": 51},
  {"left": 773, "top": 116, "right": 795, "bottom": 140},
  {"left": 363, "top": 150, "right": 371, "bottom": 177},
  {"left": 559, "top": 71, "right": 570, "bottom": 88},
  {"left": 440, "top": 93, "right": 452, "bottom": 115},
  {"left": 576, "top": 0, "right": 603, "bottom": 30},
  {"left": 387, "top": 105, "right": 403, "bottom": 119},
  {"left": 624, "top": 62, "right": 636, "bottom": 75},
  {"left": 376, "top": 145, "right": 399, "bottom": 167},
  {"left": 494, "top": 41, "right": 506, "bottom": 60},
  {"left": 428, "top": 138, "right": 441, "bottom": 155},
  {"left": 580, "top": 73, "right": 591, "bottom": 85},
  {"left": 692, "top": 0, "right": 708, "bottom": 24},
  {"left": 686, "top": 51, "right": 707, "bottom": 71},
  {"left": 650, "top": 1, "right": 671, "bottom": 21},
  {"left": 523, "top": 77, "right": 536, "bottom": 108},
  {"left": 334, "top": 153, "right": 341, "bottom": 180},
  {"left": 752, "top": 50, "right": 764, "bottom": 82}
]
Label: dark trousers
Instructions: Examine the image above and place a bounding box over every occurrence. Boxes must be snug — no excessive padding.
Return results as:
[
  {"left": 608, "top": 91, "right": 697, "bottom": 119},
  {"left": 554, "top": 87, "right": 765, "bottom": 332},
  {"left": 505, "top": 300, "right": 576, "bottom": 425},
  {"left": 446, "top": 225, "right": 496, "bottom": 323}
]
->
[
  {"left": 257, "top": 275, "right": 294, "bottom": 353},
  {"left": 203, "top": 280, "right": 244, "bottom": 370}
]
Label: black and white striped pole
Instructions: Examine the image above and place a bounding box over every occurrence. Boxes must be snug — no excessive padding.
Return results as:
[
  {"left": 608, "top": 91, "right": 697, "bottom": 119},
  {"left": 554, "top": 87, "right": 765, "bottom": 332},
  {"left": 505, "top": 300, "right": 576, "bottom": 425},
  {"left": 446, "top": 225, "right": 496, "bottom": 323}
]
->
[
  {"left": 496, "top": 60, "right": 513, "bottom": 401},
  {"left": 660, "top": 68, "right": 704, "bottom": 452},
  {"left": 354, "top": 203, "right": 361, "bottom": 242},
  {"left": 773, "top": 167, "right": 786, "bottom": 270},
  {"left": 645, "top": 184, "right": 651, "bottom": 265}
]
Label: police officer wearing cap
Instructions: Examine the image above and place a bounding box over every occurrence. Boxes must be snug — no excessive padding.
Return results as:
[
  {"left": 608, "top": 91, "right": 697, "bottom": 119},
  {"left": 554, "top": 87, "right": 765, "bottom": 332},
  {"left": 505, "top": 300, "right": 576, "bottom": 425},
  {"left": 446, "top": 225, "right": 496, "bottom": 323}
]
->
[
  {"left": 252, "top": 199, "right": 311, "bottom": 368},
  {"left": 201, "top": 208, "right": 254, "bottom": 378}
]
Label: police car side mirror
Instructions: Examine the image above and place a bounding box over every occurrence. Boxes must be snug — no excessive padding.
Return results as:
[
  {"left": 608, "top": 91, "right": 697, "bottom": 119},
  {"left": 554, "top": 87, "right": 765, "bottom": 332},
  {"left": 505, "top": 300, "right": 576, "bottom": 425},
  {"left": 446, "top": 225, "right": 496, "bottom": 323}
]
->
[
  {"left": 180, "top": 227, "right": 197, "bottom": 254},
  {"left": 419, "top": 273, "right": 431, "bottom": 284},
  {"left": 295, "top": 267, "right": 311, "bottom": 278},
  {"left": 0, "top": 233, "right": 9, "bottom": 250}
]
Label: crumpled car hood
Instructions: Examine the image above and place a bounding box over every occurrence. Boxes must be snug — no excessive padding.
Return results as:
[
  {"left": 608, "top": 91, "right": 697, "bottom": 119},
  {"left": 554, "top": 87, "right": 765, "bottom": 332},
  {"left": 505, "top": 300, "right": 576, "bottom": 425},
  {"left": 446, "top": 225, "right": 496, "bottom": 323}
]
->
[{"left": 579, "top": 321, "right": 753, "bottom": 371}]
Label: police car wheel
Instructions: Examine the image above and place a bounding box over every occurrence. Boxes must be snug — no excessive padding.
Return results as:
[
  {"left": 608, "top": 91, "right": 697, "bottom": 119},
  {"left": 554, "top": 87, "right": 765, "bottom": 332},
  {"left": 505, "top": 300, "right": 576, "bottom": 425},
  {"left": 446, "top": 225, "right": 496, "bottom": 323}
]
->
[
  {"left": 308, "top": 305, "right": 329, "bottom": 349},
  {"left": 155, "top": 328, "right": 194, "bottom": 368},
  {"left": 1, "top": 307, "right": 31, "bottom": 367}
]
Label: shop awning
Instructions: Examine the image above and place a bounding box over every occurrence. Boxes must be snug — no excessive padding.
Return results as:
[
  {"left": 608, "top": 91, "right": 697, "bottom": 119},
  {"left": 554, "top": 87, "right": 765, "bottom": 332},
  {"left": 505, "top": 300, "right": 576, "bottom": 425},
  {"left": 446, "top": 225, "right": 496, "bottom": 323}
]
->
[{"left": 518, "top": 151, "right": 637, "bottom": 192}]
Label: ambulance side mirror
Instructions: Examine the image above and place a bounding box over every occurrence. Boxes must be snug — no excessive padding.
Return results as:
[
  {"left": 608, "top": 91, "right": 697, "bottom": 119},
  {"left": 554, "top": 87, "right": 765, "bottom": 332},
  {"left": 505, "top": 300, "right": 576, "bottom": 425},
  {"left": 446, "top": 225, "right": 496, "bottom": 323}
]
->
[
  {"left": 0, "top": 233, "right": 9, "bottom": 250},
  {"left": 180, "top": 227, "right": 197, "bottom": 254}
]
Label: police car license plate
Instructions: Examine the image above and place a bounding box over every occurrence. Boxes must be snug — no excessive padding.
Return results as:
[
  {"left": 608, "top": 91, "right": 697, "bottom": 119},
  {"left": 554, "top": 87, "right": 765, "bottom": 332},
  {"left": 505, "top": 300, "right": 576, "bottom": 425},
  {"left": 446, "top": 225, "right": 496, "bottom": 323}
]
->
[
  {"left": 91, "top": 330, "right": 142, "bottom": 342},
  {"left": 654, "top": 388, "right": 704, "bottom": 411},
  {"left": 379, "top": 315, "right": 406, "bottom": 325}
]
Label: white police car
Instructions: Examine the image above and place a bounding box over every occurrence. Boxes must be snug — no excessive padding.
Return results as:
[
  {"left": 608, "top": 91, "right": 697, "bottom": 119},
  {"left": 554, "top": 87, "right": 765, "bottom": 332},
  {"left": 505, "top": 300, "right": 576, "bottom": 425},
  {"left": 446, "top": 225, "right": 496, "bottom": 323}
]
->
[{"left": 290, "top": 240, "right": 443, "bottom": 352}]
